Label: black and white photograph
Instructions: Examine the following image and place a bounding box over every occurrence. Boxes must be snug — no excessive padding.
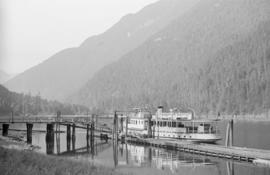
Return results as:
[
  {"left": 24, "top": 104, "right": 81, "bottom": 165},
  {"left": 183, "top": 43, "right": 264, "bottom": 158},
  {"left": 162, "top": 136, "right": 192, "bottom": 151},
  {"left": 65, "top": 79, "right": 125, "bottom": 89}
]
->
[{"left": 1, "top": 0, "right": 270, "bottom": 174}]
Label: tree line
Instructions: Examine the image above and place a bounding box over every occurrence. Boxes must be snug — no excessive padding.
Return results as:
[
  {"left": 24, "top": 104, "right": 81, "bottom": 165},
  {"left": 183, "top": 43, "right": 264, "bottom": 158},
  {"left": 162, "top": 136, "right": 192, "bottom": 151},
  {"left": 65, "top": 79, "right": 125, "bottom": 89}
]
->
[{"left": 0, "top": 85, "right": 89, "bottom": 116}]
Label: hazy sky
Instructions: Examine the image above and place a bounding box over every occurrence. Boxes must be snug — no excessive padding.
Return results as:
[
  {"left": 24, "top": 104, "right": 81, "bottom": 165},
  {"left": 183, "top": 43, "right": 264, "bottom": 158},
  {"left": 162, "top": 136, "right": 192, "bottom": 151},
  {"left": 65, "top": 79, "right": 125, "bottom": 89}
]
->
[{"left": 0, "top": 0, "right": 158, "bottom": 74}]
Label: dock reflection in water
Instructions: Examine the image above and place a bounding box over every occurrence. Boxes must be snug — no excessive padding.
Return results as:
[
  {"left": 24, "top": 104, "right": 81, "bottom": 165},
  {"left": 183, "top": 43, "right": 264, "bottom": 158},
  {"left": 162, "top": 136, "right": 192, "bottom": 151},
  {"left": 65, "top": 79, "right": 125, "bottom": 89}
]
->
[
  {"left": 32, "top": 125, "right": 267, "bottom": 175},
  {"left": 43, "top": 132, "right": 270, "bottom": 175}
]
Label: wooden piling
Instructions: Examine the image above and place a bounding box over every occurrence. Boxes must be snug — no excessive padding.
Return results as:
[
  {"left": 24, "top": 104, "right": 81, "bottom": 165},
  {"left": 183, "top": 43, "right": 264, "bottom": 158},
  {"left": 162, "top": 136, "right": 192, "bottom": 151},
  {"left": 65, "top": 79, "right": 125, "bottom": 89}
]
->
[
  {"left": 72, "top": 124, "right": 76, "bottom": 137},
  {"left": 229, "top": 119, "right": 233, "bottom": 146},
  {"left": 56, "top": 132, "right": 60, "bottom": 154},
  {"left": 147, "top": 114, "right": 152, "bottom": 138},
  {"left": 66, "top": 124, "right": 71, "bottom": 151},
  {"left": 71, "top": 135, "right": 76, "bottom": 151},
  {"left": 120, "top": 116, "right": 124, "bottom": 133},
  {"left": 2, "top": 124, "right": 9, "bottom": 136},
  {"left": 46, "top": 123, "right": 54, "bottom": 135},
  {"left": 56, "top": 111, "right": 61, "bottom": 133},
  {"left": 90, "top": 122, "right": 94, "bottom": 140},
  {"left": 26, "top": 123, "right": 33, "bottom": 144},
  {"left": 46, "top": 123, "right": 54, "bottom": 154},
  {"left": 225, "top": 122, "right": 230, "bottom": 147},
  {"left": 225, "top": 119, "right": 234, "bottom": 147},
  {"left": 113, "top": 111, "right": 118, "bottom": 141},
  {"left": 125, "top": 116, "right": 128, "bottom": 138},
  {"left": 87, "top": 124, "right": 90, "bottom": 141},
  {"left": 72, "top": 124, "right": 76, "bottom": 150},
  {"left": 66, "top": 124, "right": 71, "bottom": 139}
]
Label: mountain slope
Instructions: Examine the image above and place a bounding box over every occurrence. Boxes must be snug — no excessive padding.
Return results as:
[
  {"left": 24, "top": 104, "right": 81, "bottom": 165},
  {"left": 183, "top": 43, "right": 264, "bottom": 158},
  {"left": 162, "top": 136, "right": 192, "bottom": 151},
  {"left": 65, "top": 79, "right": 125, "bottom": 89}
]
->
[
  {"left": 0, "top": 70, "right": 14, "bottom": 84},
  {"left": 4, "top": 0, "right": 199, "bottom": 101},
  {"left": 72, "top": 0, "right": 270, "bottom": 114}
]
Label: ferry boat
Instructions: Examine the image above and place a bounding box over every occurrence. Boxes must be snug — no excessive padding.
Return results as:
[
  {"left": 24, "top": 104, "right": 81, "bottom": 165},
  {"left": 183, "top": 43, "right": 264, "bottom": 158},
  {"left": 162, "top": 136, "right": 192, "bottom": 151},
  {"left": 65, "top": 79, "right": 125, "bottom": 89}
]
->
[{"left": 123, "top": 107, "right": 221, "bottom": 143}]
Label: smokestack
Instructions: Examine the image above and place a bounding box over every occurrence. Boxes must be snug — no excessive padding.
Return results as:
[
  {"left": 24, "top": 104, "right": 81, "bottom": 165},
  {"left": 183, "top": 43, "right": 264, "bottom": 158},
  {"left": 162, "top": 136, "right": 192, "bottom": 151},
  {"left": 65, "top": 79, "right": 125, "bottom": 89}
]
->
[{"left": 157, "top": 106, "right": 163, "bottom": 115}]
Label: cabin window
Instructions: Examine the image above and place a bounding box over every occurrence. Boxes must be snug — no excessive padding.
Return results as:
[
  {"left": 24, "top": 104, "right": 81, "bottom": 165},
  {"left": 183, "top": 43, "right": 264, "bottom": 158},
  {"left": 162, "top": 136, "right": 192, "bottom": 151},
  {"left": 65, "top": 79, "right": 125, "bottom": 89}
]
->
[
  {"left": 168, "top": 122, "right": 171, "bottom": 127},
  {"left": 172, "top": 122, "right": 176, "bottom": 127},
  {"left": 177, "top": 122, "right": 184, "bottom": 127},
  {"left": 163, "top": 121, "right": 167, "bottom": 127}
]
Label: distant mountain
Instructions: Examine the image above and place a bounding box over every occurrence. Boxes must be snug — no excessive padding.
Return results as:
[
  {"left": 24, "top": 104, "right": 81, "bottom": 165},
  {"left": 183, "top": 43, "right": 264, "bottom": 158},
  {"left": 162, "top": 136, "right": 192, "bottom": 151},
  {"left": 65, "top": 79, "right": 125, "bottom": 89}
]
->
[
  {"left": 71, "top": 0, "right": 270, "bottom": 114},
  {"left": 0, "top": 84, "right": 88, "bottom": 116},
  {"left": 4, "top": 0, "right": 199, "bottom": 101},
  {"left": 0, "top": 70, "right": 14, "bottom": 84}
]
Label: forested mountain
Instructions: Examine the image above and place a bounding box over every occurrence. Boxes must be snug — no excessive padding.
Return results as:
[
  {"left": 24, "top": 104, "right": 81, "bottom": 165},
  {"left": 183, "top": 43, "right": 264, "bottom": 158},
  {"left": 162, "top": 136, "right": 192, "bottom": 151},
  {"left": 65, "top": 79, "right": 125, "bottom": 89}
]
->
[
  {"left": 71, "top": 0, "right": 270, "bottom": 115},
  {"left": 0, "top": 85, "right": 88, "bottom": 116},
  {"left": 4, "top": 0, "right": 199, "bottom": 101}
]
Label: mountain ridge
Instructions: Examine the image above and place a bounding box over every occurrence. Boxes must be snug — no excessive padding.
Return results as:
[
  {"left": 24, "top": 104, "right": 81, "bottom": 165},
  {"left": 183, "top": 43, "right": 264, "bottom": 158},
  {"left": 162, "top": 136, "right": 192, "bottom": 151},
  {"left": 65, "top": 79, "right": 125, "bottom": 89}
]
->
[
  {"left": 5, "top": 0, "right": 199, "bottom": 101},
  {"left": 71, "top": 0, "right": 270, "bottom": 114}
]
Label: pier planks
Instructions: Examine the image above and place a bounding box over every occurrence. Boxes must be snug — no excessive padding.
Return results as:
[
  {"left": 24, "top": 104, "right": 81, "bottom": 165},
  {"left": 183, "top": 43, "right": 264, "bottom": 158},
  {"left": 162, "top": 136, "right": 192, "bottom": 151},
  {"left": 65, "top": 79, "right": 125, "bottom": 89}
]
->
[{"left": 125, "top": 137, "right": 270, "bottom": 162}]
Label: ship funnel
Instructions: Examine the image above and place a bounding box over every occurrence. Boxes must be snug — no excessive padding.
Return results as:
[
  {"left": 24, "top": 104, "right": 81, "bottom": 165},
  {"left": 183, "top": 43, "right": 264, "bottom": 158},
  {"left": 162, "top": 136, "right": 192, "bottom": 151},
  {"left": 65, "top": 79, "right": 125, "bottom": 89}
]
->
[{"left": 157, "top": 106, "right": 163, "bottom": 115}]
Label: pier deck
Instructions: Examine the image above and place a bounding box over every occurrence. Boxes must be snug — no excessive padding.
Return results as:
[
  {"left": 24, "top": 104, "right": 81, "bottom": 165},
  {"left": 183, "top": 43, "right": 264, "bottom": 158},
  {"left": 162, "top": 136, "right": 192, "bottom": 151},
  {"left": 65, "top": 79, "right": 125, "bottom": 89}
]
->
[{"left": 126, "top": 137, "right": 270, "bottom": 163}]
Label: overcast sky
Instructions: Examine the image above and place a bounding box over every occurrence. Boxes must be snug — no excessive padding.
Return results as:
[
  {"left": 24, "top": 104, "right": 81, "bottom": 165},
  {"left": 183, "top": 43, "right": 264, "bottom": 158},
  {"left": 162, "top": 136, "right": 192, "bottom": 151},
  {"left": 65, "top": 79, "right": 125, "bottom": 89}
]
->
[{"left": 0, "top": 0, "right": 158, "bottom": 74}]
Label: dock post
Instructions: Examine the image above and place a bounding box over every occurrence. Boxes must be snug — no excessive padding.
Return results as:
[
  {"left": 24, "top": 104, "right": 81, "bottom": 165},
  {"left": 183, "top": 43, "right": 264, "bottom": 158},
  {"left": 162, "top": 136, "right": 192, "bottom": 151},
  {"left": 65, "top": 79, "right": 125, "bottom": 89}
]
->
[
  {"left": 229, "top": 119, "right": 233, "bottom": 146},
  {"left": 87, "top": 124, "right": 90, "bottom": 142},
  {"left": 125, "top": 116, "right": 128, "bottom": 138},
  {"left": 86, "top": 124, "right": 89, "bottom": 150},
  {"left": 95, "top": 115, "right": 98, "bottom": 129},
  {"left": 67, "top": 124, "right": 71, "bottom": 139},
  {"left": 147, "top": 114, "right": 152, "bottom": 138},
  {"left": 46, "top": 123, "right": 54, "bottom": 154},
  {"left": 2, "top": 124, "right": 9, "bottom": 136},
  {"left": 120, "top": 117, "right": 124, "bottom": 133},
  {"left": 115, "top": 112, "right": 118, "bottom": 141},
  {"left": 113, "top": 111, "right": 116, "bottom": 140},
  {"left": 87, "top": 124, "right": 90, "bottom": 138},
  {"left": 72, "top": 124, "right": 76, "bottom": 150},
  {"left": 91, "top": 114, "right": 95, "bottom": 139},
  {"left": 225, "top": 123, "right": 229, "bottom": 147},
  {"left": 72, "top": 123, "right": 76, "bottom": 137},
  {"left": 90, "top": 116, "right": 95, "bottom": 155},
  {"left": 26, "top": 123, "right": 33, "bottom": 144},
  {"left": 56, "top": 132, "right": 60, "bottom": 154},
  {"left": 66, "top": 124, "right": 71, "bottom": 151},
  {"left": 56, "top": 111, "right": 61, "bottom": 133},
  {"left": 225, "top": 119, "right": 234, "bottom": 147}
]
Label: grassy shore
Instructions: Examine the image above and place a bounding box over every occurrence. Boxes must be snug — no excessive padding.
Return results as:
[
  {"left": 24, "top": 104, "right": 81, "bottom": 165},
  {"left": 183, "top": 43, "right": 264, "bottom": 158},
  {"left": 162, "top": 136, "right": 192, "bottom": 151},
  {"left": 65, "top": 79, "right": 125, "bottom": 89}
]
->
[{"left": 0, "top": 146, "right": 121, "bottom": 175}]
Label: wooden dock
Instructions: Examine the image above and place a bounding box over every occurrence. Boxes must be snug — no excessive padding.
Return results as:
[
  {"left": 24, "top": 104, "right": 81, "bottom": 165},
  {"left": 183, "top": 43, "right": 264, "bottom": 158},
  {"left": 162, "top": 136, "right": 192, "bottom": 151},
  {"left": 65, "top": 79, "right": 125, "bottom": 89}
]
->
[
  {"left": 0, "top": 113, "right": 112, "bottom": 145},
  {"left": 125, "top": 137, "right": 270, "bottom": 166}
]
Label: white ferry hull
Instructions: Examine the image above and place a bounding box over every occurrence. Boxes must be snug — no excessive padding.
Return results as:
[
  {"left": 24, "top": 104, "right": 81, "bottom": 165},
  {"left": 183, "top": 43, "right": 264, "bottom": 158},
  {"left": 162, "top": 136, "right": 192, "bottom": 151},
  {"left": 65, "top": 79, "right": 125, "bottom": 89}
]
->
[
  {"left": 124, "top": 128, "right": 221, "bottom": 143},
  {"left": 152, "top": 133, "right": 222, "bottom": 143}
]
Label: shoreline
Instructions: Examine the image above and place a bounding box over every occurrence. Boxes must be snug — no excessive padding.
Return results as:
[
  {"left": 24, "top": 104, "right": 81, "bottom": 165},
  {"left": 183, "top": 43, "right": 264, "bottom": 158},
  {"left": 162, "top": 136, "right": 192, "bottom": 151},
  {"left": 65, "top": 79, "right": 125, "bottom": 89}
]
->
[
  {"left": 197, "top": 115, "right": 270, "bottom": 122},
  {"left": 0, "top": 132, "right": 41, "bottom": 151},
  {"left": 0, "top": 133, "right": 122, "bottom": 175}
]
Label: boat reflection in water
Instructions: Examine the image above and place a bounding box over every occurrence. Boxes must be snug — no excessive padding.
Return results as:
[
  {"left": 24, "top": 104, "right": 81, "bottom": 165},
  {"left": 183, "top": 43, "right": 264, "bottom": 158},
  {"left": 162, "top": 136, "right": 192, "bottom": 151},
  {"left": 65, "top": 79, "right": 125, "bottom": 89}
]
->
[
  {"left": 124, "top": 144, "right": 217, "bottom": 174},
  {"left": 43, "top": 131, "right": 254, "bottom": 175}
]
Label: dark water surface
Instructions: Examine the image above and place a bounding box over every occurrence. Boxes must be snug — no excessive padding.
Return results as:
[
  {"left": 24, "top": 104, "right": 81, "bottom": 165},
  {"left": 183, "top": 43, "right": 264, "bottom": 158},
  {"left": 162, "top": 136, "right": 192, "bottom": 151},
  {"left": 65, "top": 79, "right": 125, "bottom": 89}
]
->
[{"left": 5, "top": 120, "right": 270, "bottom": 175}]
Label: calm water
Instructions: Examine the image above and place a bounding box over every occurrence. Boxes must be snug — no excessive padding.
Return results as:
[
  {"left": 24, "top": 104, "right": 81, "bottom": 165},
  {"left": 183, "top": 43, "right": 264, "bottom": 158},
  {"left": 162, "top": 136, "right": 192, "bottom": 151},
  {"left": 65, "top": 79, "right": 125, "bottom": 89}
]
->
[{"left": 5, "top": 120, "right": 270, "bottom": 175}]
